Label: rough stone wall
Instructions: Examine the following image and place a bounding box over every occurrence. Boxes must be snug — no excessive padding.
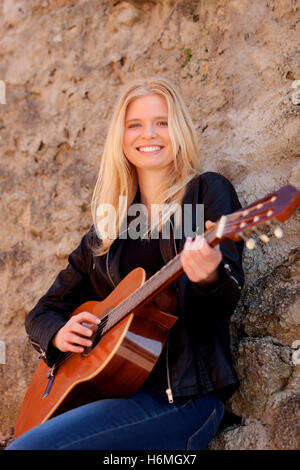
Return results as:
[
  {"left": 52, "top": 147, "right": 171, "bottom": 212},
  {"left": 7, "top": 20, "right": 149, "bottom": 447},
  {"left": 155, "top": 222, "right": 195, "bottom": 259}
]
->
[{"left": 0, "top": 0, "right": 299, "bottom": 449}]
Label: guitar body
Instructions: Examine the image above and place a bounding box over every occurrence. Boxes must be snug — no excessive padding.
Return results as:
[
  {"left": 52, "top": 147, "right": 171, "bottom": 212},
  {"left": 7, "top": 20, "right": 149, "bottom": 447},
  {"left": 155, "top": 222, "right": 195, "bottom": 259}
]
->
[{"left": 15, "top": 268, "right": 177, "bottom": 438}]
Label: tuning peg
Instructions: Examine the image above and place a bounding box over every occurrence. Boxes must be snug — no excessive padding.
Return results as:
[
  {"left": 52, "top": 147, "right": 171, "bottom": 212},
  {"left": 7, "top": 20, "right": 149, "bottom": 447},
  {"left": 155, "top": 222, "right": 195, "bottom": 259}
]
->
[
  {"left": 246, "top": 238, "right": 256, "bottom": 250},
  {"left": 251, "top": 227, "right": 270, "bottom": 243},
  {"left": 238, "top": 232, "right": 256, "bottom": 249},
  {"left": 274, "top": 226, "right": 283, "bottom": 239},
  {"left": 259, "top": 233, "right": 270, "bottom": 243}
]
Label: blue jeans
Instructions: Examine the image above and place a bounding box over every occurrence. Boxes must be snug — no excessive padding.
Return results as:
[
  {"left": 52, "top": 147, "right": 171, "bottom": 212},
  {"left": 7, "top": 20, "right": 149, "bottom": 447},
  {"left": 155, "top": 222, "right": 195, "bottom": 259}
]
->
[{"left": 6, "top": 386, "right": 224, "bottom": 450}]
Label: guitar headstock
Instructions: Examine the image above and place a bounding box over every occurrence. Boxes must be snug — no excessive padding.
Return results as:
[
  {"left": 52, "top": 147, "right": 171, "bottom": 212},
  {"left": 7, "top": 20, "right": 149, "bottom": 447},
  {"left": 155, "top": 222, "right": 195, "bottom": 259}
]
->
[{"left": 212, "top": 185, "right": 300, "bottom": 249}]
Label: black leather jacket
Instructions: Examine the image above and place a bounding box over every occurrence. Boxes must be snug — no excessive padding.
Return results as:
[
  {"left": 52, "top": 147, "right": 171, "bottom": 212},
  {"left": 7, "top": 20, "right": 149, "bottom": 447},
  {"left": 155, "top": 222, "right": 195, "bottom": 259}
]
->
[{"left": 25, "top": 172, "right": 244, "bottom": 402}]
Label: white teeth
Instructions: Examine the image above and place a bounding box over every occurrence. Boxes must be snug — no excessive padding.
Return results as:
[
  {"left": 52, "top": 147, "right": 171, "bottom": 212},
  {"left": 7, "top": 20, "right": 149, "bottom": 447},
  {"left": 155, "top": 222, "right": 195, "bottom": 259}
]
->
[{"left": 138, "top": 146, "right": 162, "bottom": 152}]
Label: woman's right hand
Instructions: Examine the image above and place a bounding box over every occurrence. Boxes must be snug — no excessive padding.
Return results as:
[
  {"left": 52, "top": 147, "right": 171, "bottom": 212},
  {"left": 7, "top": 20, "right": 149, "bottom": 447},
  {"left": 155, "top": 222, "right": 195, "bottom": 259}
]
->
[{"left": 52, "top": 311, "right": 100, "bottom": 353}]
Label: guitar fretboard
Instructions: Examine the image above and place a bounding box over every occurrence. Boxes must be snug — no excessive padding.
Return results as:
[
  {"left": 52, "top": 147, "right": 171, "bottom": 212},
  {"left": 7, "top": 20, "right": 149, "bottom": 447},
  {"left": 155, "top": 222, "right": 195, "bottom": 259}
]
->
[
  {"left": 101, "top": 253, "right": 183, "bottom": 334},
  {"left": 100, "top": 226, "right": 219, "bottom": 334}
]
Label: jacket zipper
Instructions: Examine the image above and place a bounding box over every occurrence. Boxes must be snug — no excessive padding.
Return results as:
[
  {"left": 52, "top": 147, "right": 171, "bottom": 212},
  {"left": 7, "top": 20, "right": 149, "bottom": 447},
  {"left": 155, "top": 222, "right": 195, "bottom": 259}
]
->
[
  {"left": 165, "top": 217, "right": 177, "bottom": 404},
  {"left": 165, "top": 336, "right": 174, "bottom": 404},
  {"left": 224, "top": 263, "right": 241, "bottom": 290},
  {"left": 30, "top": 338, "right": 47, "bottom": 359}
]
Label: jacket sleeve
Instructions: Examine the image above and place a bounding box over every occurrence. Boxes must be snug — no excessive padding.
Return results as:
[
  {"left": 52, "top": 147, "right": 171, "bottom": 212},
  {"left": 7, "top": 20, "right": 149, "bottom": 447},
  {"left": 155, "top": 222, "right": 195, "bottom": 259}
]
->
[
  {"left": 25, "top": 226, "right": 97, "bottom": 366},
  {"left": 190, "top": 172, "right": 244, "bottom": 313}
]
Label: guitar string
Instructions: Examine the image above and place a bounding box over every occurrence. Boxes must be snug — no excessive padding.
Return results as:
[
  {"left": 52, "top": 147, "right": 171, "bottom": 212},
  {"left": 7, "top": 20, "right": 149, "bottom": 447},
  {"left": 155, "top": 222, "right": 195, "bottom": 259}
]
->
[
  {"left": 49, "top": 203, "right": 280, "bottom": 372},
  {"left": 80, "top": 209, "right": 271, "bottom": 330},
  {"left": 51, "top": 316, "right": 110, "bottom": 369}
]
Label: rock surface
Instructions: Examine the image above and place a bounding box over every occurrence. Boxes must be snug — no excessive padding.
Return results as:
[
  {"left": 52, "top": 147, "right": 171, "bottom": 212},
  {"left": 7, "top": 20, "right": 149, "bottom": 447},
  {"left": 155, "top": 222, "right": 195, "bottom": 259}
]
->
[{"left": 0, "top": 0, "right": 299, "bottom": 449}]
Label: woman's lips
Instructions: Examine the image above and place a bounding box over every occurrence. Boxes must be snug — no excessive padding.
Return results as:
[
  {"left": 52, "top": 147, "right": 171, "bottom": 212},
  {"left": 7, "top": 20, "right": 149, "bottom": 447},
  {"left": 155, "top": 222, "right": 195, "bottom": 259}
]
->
[{"left": 136, "top": 145, "right": 164, "bottom": 155}]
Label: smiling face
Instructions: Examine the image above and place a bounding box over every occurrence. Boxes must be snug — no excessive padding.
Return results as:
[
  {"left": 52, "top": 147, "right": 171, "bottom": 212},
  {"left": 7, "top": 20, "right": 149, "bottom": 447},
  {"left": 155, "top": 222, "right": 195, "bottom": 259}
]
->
[{"left": 123, "top": 93, "right": 174, "bottom": 175}]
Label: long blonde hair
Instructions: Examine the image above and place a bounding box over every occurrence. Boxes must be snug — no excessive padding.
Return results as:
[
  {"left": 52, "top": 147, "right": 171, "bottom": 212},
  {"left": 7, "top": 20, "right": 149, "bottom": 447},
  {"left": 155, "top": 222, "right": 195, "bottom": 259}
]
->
[{"left": 91, "top": 76, "right": 202, "bottom": 255}]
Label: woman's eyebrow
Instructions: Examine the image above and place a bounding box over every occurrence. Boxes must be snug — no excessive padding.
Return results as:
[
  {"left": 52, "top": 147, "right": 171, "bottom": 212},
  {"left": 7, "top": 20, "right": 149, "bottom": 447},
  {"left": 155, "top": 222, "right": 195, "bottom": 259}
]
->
[{"left": 126, "top": 116, "right": 168, "bottom": 122}]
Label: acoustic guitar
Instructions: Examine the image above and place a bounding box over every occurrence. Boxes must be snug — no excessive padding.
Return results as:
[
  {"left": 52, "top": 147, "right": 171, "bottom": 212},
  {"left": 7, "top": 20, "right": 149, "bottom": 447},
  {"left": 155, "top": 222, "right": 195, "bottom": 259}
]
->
[{"left": 14, "top": 184, "right": 300, "bottom": 437}]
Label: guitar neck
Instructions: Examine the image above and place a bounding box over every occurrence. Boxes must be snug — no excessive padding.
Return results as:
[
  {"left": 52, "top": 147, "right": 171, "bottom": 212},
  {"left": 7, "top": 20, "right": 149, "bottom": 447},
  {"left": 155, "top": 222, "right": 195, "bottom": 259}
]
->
[
  {"left": 133, "top": 223, "right": 218, "bottom": 307},
  {"left": 101, "top": 226, "right": 219, "bottom": 334}
]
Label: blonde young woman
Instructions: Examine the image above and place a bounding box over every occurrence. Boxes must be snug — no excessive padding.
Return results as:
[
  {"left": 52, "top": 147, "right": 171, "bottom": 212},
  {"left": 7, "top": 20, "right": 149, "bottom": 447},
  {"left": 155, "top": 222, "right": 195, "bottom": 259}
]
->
[{"left": 8, "top": 77, "right": 244, "bottom": 450}]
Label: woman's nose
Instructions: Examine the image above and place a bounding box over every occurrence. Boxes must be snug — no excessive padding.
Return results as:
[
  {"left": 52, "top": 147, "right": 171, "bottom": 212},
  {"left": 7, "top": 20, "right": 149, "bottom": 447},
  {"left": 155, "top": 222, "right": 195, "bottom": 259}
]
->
[{"left": 141, "top": 122, "right": 156, "bottom": 138}]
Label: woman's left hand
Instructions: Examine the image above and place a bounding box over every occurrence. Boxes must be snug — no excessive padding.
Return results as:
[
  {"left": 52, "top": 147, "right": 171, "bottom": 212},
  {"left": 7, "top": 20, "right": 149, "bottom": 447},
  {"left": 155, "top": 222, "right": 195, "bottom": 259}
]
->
[{"left": 180, "top": 221, "right": 222, "bottom": 285}]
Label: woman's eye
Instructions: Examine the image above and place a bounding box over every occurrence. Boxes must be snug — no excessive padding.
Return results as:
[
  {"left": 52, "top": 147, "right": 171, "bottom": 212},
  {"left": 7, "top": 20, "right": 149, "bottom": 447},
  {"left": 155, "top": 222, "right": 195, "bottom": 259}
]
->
[
  {"left": 158, "top": 121, "right": 168, "bottom": 126},
  {"left": 128, "top": 123, "right": 140, "bottom": 128}
]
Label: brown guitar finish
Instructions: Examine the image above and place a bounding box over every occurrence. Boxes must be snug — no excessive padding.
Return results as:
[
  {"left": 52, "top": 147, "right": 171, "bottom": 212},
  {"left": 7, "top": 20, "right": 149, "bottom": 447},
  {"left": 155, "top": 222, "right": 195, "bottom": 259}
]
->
[{"left": 14, "top": 269, "right": 177, "bottom": 437}]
